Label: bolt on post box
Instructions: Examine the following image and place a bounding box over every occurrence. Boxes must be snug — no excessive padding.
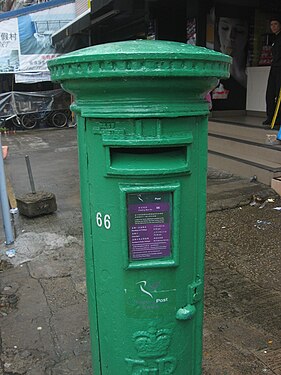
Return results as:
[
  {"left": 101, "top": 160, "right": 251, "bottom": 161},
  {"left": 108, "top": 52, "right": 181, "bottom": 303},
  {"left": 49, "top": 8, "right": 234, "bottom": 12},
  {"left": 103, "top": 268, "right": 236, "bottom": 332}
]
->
[{"left": 48, "top": 40, "right": 231, "bottom": 375}]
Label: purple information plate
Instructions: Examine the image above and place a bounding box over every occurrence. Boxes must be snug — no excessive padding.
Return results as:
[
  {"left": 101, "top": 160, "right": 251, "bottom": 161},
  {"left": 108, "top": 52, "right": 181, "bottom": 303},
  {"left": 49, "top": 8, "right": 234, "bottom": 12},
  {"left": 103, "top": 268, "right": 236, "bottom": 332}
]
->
[{"left": 127, "top": 192, "right": 172, "bottom": 260}]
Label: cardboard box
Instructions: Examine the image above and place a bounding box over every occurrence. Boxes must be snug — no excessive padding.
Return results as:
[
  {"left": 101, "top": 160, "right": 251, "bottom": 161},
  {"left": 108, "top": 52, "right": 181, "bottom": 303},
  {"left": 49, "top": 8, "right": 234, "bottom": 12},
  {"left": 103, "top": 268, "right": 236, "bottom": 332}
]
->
[{"left": 271, "top": 177, "right": 281, "bottom": 196}]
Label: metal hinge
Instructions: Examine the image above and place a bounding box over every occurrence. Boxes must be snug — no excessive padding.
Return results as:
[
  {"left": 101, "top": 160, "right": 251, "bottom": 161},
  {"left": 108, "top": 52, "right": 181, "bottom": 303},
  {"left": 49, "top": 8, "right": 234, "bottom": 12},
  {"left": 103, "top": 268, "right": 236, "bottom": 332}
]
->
[
  {"left": 187, "top": 277, "right": 203, "bottom": 305},
  {"left": 176, "top": 277, "right": 203, "bottom": 321}
]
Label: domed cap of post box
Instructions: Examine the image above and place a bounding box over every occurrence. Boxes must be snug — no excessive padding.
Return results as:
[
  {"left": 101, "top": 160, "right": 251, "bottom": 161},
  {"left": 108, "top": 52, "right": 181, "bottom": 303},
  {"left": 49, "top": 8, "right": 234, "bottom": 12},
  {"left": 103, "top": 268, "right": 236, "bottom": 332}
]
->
[
  {"left": 48, "top": 40, "right": 231, "bottom": 79},
  {"left": 48, "top": 40, "right": 231, "bottom": 118}
]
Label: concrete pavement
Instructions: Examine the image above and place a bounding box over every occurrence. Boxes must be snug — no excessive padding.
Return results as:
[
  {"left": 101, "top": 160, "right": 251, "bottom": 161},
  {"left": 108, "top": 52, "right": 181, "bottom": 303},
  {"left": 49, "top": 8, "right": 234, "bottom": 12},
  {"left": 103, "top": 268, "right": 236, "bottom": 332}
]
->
[{"left": 0, "top": 128, "right": 280, "bottom": 374}]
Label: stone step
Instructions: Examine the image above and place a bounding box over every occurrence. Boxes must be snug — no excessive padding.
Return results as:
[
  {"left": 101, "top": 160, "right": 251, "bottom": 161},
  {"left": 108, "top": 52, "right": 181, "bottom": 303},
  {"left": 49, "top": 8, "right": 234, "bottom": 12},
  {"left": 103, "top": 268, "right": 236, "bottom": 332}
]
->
[
  {"left": 208, "top": 134, "right": 281, "bottom": 164},
  {"left": 208, "top": 120, "right": 279, "bottom": 144},
  {"left": 208, "top": 151, "right": 281, "bottom": 185},
  {"left": 208, "top": 117, "right": 281, "bottom": 186}
]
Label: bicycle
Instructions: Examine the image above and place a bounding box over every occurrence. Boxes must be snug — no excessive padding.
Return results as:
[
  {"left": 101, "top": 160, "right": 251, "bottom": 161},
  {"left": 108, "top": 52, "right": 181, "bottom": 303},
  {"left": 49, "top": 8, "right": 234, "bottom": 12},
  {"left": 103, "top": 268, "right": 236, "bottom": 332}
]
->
[
  {"left": 0, "top": 113, "right": 21, "bottom": 130},
  {"left": 18, "top": 109, "right": 71, "bottom": 130}
]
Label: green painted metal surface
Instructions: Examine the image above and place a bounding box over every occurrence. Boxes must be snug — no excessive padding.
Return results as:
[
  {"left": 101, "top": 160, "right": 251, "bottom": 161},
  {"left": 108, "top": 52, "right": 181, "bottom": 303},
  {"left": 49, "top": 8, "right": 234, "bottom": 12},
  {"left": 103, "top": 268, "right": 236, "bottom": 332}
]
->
[{"left": 48, "top": 40, "right": 231, "bottom": 375}]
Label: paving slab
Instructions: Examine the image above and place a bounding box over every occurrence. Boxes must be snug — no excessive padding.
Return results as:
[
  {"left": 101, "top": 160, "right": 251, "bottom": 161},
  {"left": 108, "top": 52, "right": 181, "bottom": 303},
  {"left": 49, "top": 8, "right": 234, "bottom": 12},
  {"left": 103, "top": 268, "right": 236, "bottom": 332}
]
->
[{"left": 0, "top": 129, "right": 280, "bottom": 374}]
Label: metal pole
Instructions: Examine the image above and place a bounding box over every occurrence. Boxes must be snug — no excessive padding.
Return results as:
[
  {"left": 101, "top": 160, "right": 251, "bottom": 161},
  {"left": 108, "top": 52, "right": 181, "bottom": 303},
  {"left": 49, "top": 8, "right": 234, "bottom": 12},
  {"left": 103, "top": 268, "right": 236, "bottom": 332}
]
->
[
  {"left": 0, "top": 134, "right": 14, "bottom": 245},
  {"left": 25, "top": 155, "right": 36, "bottom": 194},
  {"left": 271, "top": 87, "right": 281, "bottom": 129}
]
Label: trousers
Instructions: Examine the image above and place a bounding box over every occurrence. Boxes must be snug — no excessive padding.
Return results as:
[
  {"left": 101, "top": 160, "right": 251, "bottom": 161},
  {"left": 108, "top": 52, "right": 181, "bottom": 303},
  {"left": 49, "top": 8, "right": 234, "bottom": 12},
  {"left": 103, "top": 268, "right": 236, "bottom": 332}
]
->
[{"left": 265, "top": 66, "right": 281, "bottom": 122}]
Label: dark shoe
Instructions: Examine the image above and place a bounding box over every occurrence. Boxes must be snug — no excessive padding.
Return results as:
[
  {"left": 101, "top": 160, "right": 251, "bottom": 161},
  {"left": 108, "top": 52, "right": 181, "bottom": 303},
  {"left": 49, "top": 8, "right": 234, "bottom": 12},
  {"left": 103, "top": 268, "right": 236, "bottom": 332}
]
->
[{"left": 263, "top": 123, "right": 280, "bottom": 130}]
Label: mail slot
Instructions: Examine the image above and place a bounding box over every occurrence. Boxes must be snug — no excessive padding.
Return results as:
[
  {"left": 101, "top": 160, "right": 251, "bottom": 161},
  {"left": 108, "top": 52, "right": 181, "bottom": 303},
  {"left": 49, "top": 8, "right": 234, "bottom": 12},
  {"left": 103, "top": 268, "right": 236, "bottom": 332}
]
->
[{"left": 109, "top": 146, "right": 188, "bottom": 175}]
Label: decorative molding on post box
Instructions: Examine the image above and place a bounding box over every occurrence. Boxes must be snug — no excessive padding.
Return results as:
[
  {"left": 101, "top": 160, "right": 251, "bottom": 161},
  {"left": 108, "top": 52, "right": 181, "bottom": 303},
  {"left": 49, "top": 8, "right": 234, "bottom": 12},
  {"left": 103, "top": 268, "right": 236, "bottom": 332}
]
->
[{"left": 48, "top": 40, "right": 231, "bottom": 119}]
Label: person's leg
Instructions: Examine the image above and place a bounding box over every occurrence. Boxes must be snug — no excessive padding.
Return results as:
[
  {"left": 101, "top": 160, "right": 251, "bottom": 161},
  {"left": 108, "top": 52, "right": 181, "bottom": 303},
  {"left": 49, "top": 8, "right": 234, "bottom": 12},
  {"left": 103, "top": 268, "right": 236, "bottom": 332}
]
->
[
  {"left": 264, "top": 68, "right": 276, "bottom": 124},
  {"left": 274, "top": 68, "right": 281, "bottom": 125}
]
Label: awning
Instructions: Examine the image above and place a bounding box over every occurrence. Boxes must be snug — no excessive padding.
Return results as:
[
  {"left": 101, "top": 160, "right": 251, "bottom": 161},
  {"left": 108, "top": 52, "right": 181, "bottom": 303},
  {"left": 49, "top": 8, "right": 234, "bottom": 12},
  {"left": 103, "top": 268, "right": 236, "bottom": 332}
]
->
[
  {"left": 52, "top": 8, "right": 91, "bottom": 44},
  {"left": 51, "top": 0, "right": 123, "bottom": 44}
]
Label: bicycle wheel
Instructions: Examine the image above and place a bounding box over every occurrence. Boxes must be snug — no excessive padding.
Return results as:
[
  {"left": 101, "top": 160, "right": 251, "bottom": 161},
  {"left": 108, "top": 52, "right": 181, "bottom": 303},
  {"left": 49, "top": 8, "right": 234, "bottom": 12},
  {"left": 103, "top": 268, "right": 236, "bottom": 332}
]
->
[
  {"left": 11, "top": 115, "right": 22, "bottom": 129},
  {"left": 51, "top": 111, "right": 68, "bottom": 128},
  {"left": 21, "top": 114, "right": 38, "bottom": 129}
]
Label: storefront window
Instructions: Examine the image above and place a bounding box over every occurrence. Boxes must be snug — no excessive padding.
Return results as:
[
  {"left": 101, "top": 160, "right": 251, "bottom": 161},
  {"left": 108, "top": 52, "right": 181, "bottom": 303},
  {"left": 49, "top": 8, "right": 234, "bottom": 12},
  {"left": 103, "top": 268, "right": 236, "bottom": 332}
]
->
[
  {"left": 212, "top": 6, "right": 249, "bottom": 110},
  {"left": 186, "top": 18, "right": 196, "bottom": 45}
]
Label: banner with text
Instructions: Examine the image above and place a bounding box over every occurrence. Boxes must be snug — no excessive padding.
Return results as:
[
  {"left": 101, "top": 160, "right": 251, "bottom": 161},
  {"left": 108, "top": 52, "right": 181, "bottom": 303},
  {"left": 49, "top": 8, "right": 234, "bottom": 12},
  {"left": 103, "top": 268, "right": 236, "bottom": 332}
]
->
[
  {"left": 0, "top": 18, "right": 20, "bottom": 73},
  {"left": 0, "top": 2, "right": 75, "bottom": 78}
]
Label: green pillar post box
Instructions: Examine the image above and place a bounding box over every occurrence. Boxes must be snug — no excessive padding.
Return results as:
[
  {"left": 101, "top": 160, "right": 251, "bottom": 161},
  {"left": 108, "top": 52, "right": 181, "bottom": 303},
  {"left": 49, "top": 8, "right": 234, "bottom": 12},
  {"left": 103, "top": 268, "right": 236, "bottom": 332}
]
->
[{"left": 48, "top": 40, "right": 231, "bottom": 375}]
